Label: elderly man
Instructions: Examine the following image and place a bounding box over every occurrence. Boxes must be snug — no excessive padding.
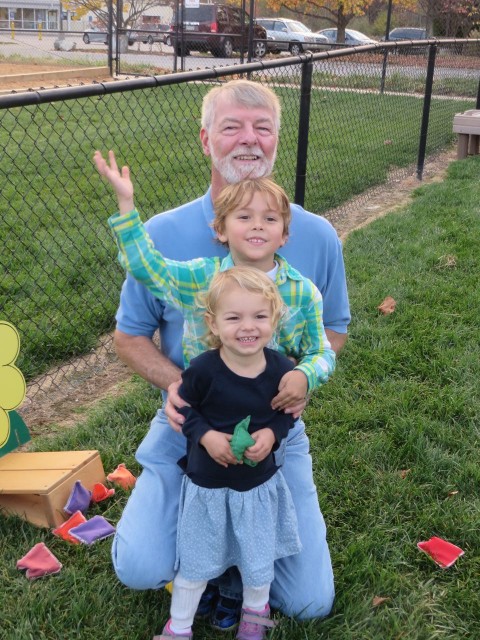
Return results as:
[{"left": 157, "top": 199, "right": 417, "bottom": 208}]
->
[{"left": 110, "top": 79, "right": 350, "bottom": 629}]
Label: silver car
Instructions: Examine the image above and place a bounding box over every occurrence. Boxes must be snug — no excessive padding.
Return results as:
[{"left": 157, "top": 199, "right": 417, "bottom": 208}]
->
[
  {"left": 82, "top": 29, "right": 109, "bottom": 45},
  {"left": 317, "top": 28, "right": 377, "bottom": 46},
  {"left": 255, "top": 18, "right": 329, "bottom": 55},
  {"left": 128, "top": 25, "right": 170, "bottom": 46}
]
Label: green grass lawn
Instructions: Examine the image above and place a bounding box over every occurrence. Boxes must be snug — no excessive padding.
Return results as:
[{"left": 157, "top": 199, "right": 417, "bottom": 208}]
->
[
  {"left": 308, "top": 69, "right": 478, "bottom": 98},
  {"left": 0, "top": 81, "right": 472, "bottom": 381},
  {"left": 1, "top": 155, "right": 479, "bottom": 639}
]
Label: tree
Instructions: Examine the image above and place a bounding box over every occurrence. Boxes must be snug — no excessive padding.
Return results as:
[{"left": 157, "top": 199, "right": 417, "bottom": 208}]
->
[
  {"left": 365, "top": 0, "right": 385, "bottom": 24},
  {"left": 417, "top": 0, "right": 480, "bottom": 36},
  {"left": 265, "top": 0, "right": 416, "bottom": 42},
  {"left": 70, "top": 0, "right": 165, "bottom": 31}
]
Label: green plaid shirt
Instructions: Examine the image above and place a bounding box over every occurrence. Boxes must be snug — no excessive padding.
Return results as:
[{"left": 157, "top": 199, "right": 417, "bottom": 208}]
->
[{"left": 109, "top": 210, "right": 335, "bottom": 390}]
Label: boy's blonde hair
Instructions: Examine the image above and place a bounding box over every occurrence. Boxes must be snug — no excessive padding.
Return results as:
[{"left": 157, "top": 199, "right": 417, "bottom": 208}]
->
[
  {"left": 201, "top": 79, "right": 281, "bottom": 133},
  {"left": 212, "top": 177, "right": 291, "bottom": 243},
  {"left": 203, "top": 266, "right": 285, "bottom": 349}
]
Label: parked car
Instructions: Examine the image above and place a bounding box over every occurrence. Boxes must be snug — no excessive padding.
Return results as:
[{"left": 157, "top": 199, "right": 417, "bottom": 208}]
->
[
  {"left": 381, "top": 27, "right": 428, "bottom": 54},
  {"left": 82, "top": 29, "right": 109, "bottom": 45},
  {"left": 383, "top": 27, "right": 427, "bottom": 41},
  {"left": 316, "top": 28, "right": 377, "bottom": 46},
  {"left": 168, "top": 3, "right": 267, "bottom": 58},
  {"left": 128, "top": 24, "right": 170, "bottom": 46},
  {"left": 255, "top": 18, "right": 329, "bottom": 55}
]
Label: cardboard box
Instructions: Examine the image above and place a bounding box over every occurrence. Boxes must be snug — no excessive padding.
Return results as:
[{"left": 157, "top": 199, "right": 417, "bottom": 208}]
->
[{"left": 0, "top": 450, "right": 105, "bottom": 528}]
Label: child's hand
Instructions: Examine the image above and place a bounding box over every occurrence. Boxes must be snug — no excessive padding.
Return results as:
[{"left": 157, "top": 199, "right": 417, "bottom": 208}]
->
[
  {"left": 244, "top": 428, "right": 275, "bottom": 464},
  {"left": 200, "top": 430, "right": 238, "bottom": 468},
  {"left": 271, "top": 370, "right": 308, "bottom": 412},
  {"left": 93, "top": 150, "right": 135, "bottom": 215}
]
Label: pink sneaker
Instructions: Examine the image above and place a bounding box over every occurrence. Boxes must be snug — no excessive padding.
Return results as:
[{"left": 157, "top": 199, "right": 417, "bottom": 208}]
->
[
  {"left": 153, "top": 618, "right": 193, "bottom": 639},
  {"left": 236, "top": 605, "right": 276, "bottom": 640}
]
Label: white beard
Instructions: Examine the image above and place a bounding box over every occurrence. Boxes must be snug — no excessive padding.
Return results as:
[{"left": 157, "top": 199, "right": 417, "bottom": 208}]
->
[{"left": 210, "top": 145, "right": 277, "bottom": 184}]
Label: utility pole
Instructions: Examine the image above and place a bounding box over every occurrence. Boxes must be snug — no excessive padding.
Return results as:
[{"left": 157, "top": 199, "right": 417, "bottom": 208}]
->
[
  {"left": 380, "top": 0, "right": 393, "bottom": 93},
  {"left": 385, "top": 0, "right": 393, "bottom": 41},
  {"left": 59, "top": 0, "right": 64, "bottom": 39}
]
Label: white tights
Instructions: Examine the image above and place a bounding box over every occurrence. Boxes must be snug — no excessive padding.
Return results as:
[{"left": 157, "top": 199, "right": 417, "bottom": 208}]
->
[{"left": 170, "top": 574, "right": 270, "bottom": 633}]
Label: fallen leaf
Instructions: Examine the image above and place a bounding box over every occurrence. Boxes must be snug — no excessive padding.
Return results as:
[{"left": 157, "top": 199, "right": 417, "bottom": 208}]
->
[
  {"left": 378, "top": 296, "right": 397, "bottom": 315},
  {"left": 400, "top": 468, "right": 411, "bottom": 479},
  {"left": 447, "top": 490, "right": 459, "bottom": 497},
  {"left": 372, "top": 596, "right": 390, "bottom": 607}
]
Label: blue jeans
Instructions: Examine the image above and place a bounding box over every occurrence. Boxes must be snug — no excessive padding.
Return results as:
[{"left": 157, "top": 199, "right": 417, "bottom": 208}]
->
[{"left": 111, "top": 409, "right": 334, "bottom": 619}]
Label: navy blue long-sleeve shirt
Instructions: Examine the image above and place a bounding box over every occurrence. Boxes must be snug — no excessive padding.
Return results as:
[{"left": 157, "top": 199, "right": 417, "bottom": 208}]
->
[{"left": 178, "top": 348, "right": 295, "bottom": 491}]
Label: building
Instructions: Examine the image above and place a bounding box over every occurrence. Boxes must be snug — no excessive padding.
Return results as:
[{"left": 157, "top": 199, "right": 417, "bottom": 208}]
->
[{"left": 0, "top": 0, "right": 59, "bottom": 30}]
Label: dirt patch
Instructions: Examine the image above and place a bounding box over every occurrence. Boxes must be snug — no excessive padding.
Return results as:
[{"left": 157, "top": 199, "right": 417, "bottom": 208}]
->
[
  {"left": 18, "top": 339, "right": 133, "bottom": 437},
  {"left": 329, "top": 148, "right": 457, "bottom": 240},
  {"left": 0, "top": 62, "right": 172, "bottom": 93},
  {"left": 0, "top": 62, "right": 116, "bottom": 92}
]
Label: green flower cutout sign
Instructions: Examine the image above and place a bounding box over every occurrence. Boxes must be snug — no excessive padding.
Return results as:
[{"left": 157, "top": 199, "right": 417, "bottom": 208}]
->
[{"left": 0, "top": 321, "right": 30, "bottom": 457}]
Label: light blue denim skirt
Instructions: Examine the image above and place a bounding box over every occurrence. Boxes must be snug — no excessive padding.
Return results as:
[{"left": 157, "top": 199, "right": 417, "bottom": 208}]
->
[{"left": 174, "top": 472, "right": 302, "bottom": 587}]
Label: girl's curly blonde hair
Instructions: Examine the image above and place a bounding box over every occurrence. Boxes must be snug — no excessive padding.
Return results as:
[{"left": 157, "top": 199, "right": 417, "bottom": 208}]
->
[{"left": 202, "top": 265, "right": 285, "bottom": 349}]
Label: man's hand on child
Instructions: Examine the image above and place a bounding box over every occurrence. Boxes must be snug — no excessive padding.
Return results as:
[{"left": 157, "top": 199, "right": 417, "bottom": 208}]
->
[
  {"left": 271, "top": 370, "right": 308, "bottom": 412},
  {"left": 165, "top": 379, "right": 188, "bottom": 433},
  {"left": 93, "top": 150, "right": 135, "bottom": 215},
  {"left": 200, "top": 431, "right": 237, "bottom": 468},
  {"left": 283, "top": 399, "right": 307, "bottom": 420},
  {"left": 244, "top": 428, "right": 275, "bottom": 464}
]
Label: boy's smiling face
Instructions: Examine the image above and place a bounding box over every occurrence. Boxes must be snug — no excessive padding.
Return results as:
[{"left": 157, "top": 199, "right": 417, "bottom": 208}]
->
[{"left": 216, "top": 191, "right": 288, "bottom": 272}]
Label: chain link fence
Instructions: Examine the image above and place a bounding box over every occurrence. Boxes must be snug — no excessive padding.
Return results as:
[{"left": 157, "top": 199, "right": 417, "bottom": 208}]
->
[{"left": 0, "top": 40, "right": 479, "bottom": 415}]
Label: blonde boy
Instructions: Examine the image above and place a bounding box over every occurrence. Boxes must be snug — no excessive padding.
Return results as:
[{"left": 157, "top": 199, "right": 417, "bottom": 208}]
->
[{"left": 96, "top": 149, "right": 335, "bottom": 407}]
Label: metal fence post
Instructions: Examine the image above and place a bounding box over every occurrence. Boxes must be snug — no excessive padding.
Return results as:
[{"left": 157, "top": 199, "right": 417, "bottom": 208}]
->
[
  {"left": 172, "top": 0, "right": 179, "bottom": 72},
  {"left": 294, "top": 56, "right": 313, "bottom": 206},
  {"left": 108, "top": 0, "right": 114, "bottom": 76},
  {"left": 380, "top": 0, "right": 393, "bottom": 93},
  {"left": 416, "top": 43, "right": 437, "bottom": 180},
  {"left": 247, "top": 0, "right": 254, "bottom": 63},
  {"left": 380, "top": 50, "right": 388, "bottom": 94}
]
